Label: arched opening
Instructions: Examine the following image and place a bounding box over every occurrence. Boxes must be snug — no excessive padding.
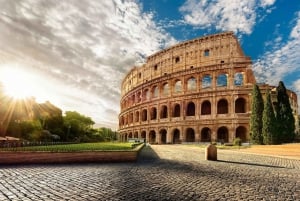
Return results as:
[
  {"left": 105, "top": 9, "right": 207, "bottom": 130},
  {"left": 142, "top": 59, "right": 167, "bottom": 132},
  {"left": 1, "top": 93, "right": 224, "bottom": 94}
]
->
[
  {"left": 149, "top": 130, "right": 156, "bottom": 144},
  {"left": 152, "top": 86, "right": 159, "bottom": 98},
  {"left": 150, "top": 107, "right": 157, "bottom": 120},
  {"left": 174, "top": 80, "right": 182, "bottom": 93},
  {"left": 172, "top": 129, "right": 180, "bottom": 144},
  {"left": 137, "top": 91, "right": 141, "bottom": 103},
  {"left": 128, "top": 132, "right": 133, "bottom": 139},
  {"left": 235, "top": 98, "right": 246, "bottom": 113},
  {"left": 134, "top": 131, "right": 138, "bottom": 138},
  {"left": 217, "top": 126, "right": 229, "bottom": 143},
  {"left": 173, "top": 104, "right": 181, "bottom": 117},
  {"left": 131, "top": 94, "right": 135, "bottom": 105},
  {"left": 135, "top": 111, "right": 139, "bottom": 122},
  {"left": 217, "top": 74, "right": 227, "bottom": 87},
  {"left": 141, "top": 131, "right": 146, "bottom": 142},
  {"left": 162, "top": 83, "right": 169, "bottom": 96},
  {"left": 185, "top": 128, "right": 195, "bottom": 142},
  {"left": 141, "top": 109, "right": 147, "bottom": 121},
  {"left": 129, "top": 113, "right": 133, "bottom": 124},
  {"left": 217, "top": 99, "right": 228, "bottom": 114},
  {"left": 187, "top": 77, "right": 196, "bottom": 91},
  {"left": 201, "top": 100, "right": 211, "bottom": 115},
  {"left": 160, "top": 129, "right": 167, "bottom": 144},
  {"left": 160, "top": 105, "right": 168, "bottom": 119},
  {"left": 234, "top": 72, "right": 244, "bottom": 86},
  {"left": 201, "top": 127, "right": 211, "bottom": 142},
  {"left": 143, "top": 89, "right": 150, "bottom": 101},
  {"left": 202, "top": 75, "right": 212, "bottom": 88},
  {"left": 236, "top": 126, "right": 247, "bottom": 142},
  {"left": 124, "top": 133, "right": 128, "bottom": 142},
  {"left": 186, "top": 102, "right": 195, "bottom": 116}
]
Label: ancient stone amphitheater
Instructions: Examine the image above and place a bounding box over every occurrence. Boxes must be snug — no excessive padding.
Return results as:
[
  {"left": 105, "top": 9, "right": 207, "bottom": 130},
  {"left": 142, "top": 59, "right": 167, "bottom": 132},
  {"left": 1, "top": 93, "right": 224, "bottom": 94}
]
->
[{"left": 118, "top": 32, "right": 299, "bottom": 144}]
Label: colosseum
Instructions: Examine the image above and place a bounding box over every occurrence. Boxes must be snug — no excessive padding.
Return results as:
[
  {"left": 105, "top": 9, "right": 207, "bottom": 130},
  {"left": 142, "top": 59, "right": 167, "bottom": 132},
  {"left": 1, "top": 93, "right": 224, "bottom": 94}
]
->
[{"left": 118, "top": 31, "right": 299, "bottom": 144}]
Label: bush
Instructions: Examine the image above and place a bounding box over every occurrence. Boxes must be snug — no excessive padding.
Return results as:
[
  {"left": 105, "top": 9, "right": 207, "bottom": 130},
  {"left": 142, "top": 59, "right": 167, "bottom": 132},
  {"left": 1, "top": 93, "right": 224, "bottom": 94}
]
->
[{"left": 233, "top": 138, "right": 242, "bottom": 146}]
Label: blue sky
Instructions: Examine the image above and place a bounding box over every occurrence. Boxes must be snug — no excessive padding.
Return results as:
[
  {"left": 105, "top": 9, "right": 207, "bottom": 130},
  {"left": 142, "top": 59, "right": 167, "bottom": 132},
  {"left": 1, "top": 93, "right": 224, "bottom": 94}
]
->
[{"left": 0, "top": 0, "right": 299, "bottom": 129}]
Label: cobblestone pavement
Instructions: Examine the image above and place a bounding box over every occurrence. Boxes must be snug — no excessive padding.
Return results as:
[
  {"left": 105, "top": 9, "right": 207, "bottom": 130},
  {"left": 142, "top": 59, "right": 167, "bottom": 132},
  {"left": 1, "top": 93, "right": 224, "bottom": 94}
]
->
[{"left": 0, "top": 145, "right": 299, "bottom": 201}]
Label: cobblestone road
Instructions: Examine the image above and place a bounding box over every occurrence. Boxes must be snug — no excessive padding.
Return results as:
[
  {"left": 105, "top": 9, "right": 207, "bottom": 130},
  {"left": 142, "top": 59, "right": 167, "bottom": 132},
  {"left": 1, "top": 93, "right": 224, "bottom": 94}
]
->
[{"left": 0, "top": 145, "right": 299, "bottom": 200}]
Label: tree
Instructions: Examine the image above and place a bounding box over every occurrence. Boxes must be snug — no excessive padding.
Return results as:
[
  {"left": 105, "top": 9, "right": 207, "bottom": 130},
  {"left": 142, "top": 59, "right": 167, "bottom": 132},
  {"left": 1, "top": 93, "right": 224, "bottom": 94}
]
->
[
  {"left": 250, "top": 84, "right": 264, "bottom": 144},
  {"left": 276, "top": 81, "right": 295, "bottom": 143},
  {"left": 262, "top": 90, "right": 277, "bottom": 144}
]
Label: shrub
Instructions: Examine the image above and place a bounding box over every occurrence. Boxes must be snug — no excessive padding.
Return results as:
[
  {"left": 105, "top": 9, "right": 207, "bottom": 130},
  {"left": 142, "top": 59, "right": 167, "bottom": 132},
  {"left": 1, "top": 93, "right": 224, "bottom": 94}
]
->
[{"left": 233, "top": 138, "right": 242, "bottom": 146}]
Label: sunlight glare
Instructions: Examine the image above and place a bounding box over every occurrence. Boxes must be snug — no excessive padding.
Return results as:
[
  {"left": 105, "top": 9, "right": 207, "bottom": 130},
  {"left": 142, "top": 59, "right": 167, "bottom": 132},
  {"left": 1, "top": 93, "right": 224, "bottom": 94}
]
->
[{"left": 0, "top": 67, "right": 42, "bottom": 100}]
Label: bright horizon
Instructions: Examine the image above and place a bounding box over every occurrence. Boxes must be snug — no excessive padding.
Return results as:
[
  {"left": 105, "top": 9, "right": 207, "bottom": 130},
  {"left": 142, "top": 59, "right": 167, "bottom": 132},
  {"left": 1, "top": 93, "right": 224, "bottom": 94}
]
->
[{"left": 0, "top": 0, "right": 300, "bottom": 130}]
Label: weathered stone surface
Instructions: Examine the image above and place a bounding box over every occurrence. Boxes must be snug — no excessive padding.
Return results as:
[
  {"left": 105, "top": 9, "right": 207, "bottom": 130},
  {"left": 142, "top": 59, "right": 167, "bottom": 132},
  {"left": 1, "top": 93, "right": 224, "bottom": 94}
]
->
[{"left": 205, "top": 144, "right": 217, "bottom": 161}]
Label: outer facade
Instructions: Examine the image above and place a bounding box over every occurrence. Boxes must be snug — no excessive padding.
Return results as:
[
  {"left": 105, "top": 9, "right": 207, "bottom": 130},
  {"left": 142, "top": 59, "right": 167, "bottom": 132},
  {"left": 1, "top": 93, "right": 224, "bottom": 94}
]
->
[{"left": 118, "top": 32, "right": 299, "bottom": 144}]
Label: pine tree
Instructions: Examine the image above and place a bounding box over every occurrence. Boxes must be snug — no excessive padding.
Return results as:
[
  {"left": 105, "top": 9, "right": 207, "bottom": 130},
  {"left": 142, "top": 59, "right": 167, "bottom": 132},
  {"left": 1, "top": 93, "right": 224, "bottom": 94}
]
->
[
  {"left": 262, "top": 90, "right": 277, "bottom": 144},
  {"left": 250, "top": 84, "right": 264, "bottom": 144},
  {"left": 276, "top": 81, "right": 295, "bottom": 143}
]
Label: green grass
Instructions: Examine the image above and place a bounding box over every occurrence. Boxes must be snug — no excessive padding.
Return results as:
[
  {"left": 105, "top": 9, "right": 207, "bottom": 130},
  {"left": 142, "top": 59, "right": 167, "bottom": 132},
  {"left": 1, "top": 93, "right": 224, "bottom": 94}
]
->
[{"left": 0, "top": 142, "right": 138, "bottom": 152}]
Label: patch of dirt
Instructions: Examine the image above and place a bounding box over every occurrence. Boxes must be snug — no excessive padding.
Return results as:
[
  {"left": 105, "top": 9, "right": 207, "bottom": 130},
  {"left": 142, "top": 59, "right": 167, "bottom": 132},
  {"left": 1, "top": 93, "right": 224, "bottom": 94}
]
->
[{"left": 237, "top": 144, "right": 300, "bottom": 160}]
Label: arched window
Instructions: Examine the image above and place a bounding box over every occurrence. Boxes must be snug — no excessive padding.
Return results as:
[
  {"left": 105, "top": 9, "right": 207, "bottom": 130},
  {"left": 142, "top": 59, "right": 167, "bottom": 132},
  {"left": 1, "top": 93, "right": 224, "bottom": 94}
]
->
[
  {"left": 137, "top": 92, "right": 141, "bottom": 103},
  {"left": 236, "top": 126, "right": 247, "bottom": 142},
  {"left": 186, "top": 102, "right": 195, "bottom": 116},
  {"left": 129, "top": 113, "right": 133, "bottom": 124},
  {"left": 143, "top": 89, "right": 150, "bottom": 101},
  {"left": 187, "top": 77, "right": 197, "bottom": 91},
  {"left": 217, "top": 99, "right": 228, "bottom": 114},
  {"left": 217, "top": 74, "right": 227, "bottom": 87},
  {"left": 174, "top": 80, "right": 182, "bottom": 93},
  {"left": 202, "top": 75, "right": 212, "bottom": 88},
  {"left": 186, "top": 128, "right": 195, "bottom": 142},
  {"left": 152, "top": 86, "right": 159, "bottom": 98},
  {"left": 162, "top": 83, "right": 169, "bottom": 96},
  {"left": 173, "top": 104, "right": 180, "bottom": 117},
  {"left": 217, "top": 126, "right": 229, "bottom": 143},
  {"left": 234, "top": 72, "right": 244, "bottom": 86},
  {"left": 235, "top": 98, "right": 246, "bottom": 113},
  {"left": 160, "top": 105, "right": 168, "bottom": 119},
  {"left": 141, "top": 109, "right": 147, "bottom": 121},
  {"left": 201, "top": 100, "right": 211, "bottom": 115},
  {"left": 135, "top": 111, "right": 139, "bottom": 122},
  {"left": 201, "top": 127, "right": 211, "bottom": 142},
  {"left": 204, "top": 49, "right": 210, "bottom": 57},
  {"left": 150, "top": 107, "right": 157, "bottom": 120}
]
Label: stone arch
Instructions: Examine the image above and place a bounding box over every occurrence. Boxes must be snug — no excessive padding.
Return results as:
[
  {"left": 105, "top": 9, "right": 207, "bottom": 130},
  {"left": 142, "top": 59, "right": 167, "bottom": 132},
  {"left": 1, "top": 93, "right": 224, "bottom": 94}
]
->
[
  {"left": 217, "top": 99, "right": 228, "bottom": 114},
  {"left": 217, "top": 73, "right": 227, "bottom": 87},
  {"left": 131, "top": 94, "right": 135, "bottom": 105},
  {"left": 185, "top": 128, "right": 195, "bottom": 142},
  {"left": 137, "top": 91, "right": 141, "bottom": 103},
  {"left": 135, "top": 111, "right": 140, "bottom": 122},
  {"left": 152, "top": 85, "right": 159, "bottom": 98},
  {"left": 217, "top": 126, "right": 229, "bottom": 143},
  {"left": 160, "top": 105, "right": 168, "bottom": 119},
  {"left": 141, "top": 109, "right": 147, "bottom": 121},
  {"left": 235, "top": 98, "right": 246, "bottom": 113},
  {"left": 173, "top": 104, "right": 181, "bottom": 117},
  {"left": 201, "top": 100, "right": 211, "bottom": 115},
  {"left": 150, "top": 107, "right": 157, "bottom": 120},
  {"left": 124, "top": 133, "right": 128, "bottom": 142},
  {"left": 133, "top": 131, "right": 138, "bottom": 138},
  {"left": 174, "top": 79, "right": 182, "bottom": 93},
  {"left": 202, "top": 74, "right": 212, "bottom": 88},
  {"left": 234, "top": 72, "right": 244, "bottom": 86},
  {"left": 143, "top": 89, "right": 150, "bottom": 101},
  {"left": 187, "top": 77, "right": 196, "bottom": 91},
  {"left": 159, "top": 129, "right": 167, "bottom": 144},
  {"left": 162, "top": 82, "right": 169, "bottom": 96},
  {"left": 128, "top": 132, "right": 133, "bottom": 139},
  {"left": 129, "top": 113, "right": 133, "bottom": 124},
  {"left": 172, "top": 128, "right": 180, "bottom": 144},
  {"left": 201, "top": 127, "right": 211, "bottom": 142},
  {"left": 141, "top": 131, "right": 146, "bottom": 141},
  {"left": 186, "top": 101, "right": 195, "bottom": 116},
  {"left": 236, "top": 126, "right": 247, "bottom": 142},
  {"left": 149, "top": 130, "right": 156, "bottom": 144}
]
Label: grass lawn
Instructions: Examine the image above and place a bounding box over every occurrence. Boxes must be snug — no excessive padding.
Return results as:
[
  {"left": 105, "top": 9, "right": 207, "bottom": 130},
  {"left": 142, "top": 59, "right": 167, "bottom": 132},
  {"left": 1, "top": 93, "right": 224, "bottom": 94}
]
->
[{"left": 0, "top": 142, "right": 138, "bottom": 152}]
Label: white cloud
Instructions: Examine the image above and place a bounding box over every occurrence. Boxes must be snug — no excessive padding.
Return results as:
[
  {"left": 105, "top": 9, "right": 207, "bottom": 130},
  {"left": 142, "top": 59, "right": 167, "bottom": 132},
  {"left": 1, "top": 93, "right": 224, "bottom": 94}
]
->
[
  {"left": 0, "top": 0, "right": 176, "bottom": 129},
  {"left": 253, "top": 12, "right": 300, "bottom": 85},
  {"left": 179, "top": 0, "right": 276, "bottom": 34}
]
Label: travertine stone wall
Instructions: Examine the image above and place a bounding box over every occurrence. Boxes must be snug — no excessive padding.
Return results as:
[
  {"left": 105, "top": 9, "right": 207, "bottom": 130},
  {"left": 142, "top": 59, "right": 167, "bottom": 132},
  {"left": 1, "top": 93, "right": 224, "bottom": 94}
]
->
[{"left": 118, "top": 32, "right": 299, "bottom": 144}]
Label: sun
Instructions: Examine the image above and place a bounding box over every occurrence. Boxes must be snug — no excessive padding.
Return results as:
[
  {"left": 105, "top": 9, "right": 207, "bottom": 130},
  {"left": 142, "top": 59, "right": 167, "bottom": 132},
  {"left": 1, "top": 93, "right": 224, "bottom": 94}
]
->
[{"left": 0, "top": 67, "right": 39, "bottom": 99}]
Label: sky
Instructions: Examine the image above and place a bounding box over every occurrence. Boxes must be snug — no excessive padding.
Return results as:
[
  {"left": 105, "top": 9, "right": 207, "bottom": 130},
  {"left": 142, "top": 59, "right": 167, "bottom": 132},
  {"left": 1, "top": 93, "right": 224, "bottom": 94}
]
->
[{"left": 0, "top": 0, "right": 299, "bottom": 129}]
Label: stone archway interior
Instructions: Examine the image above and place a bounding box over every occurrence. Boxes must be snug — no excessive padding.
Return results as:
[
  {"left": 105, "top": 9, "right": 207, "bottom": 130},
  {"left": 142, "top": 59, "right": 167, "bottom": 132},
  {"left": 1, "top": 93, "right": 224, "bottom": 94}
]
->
[
  {"left": 173, "top": 129, "right": 180, "bottom": 144},
  {"left": 236, "top": 126, "right": 247, "bottom": 142},
  {"left": 186, "top": 128, "right": 195, "bottom": 142},
  {"left": 160, "top": 129, "right": 167, "bottom": 144},
  {"left": 201, "top": 127, "right": 211, "bottom": 142},
  {"left": 217, "top": 127, "right": 228, "bottom": 143}
]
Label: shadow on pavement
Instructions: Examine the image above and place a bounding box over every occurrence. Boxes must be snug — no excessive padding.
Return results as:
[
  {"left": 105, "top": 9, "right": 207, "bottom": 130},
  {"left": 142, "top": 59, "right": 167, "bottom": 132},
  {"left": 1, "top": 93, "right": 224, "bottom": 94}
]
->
[{"left": 137, "top": 144, "right": 160, "bottom": 163}]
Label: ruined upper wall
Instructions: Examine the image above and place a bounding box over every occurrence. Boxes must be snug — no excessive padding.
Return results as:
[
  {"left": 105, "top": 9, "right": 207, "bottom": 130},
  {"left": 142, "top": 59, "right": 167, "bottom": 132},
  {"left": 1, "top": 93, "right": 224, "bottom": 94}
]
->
[{"left": 121, "top": 32, "right": 252, "bottom": 95}]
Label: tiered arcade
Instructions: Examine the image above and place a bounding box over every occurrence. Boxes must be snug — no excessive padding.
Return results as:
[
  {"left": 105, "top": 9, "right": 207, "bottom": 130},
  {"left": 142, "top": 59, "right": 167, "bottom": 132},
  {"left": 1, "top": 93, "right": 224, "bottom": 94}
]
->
[{"left": 118, "top": 32, "right": 298, "bottom": 144}]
